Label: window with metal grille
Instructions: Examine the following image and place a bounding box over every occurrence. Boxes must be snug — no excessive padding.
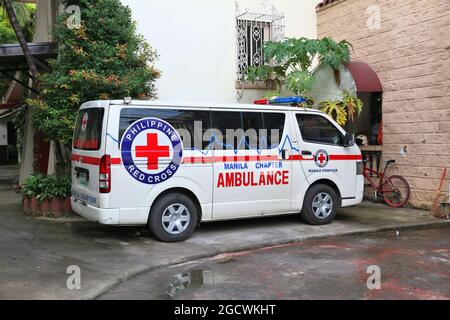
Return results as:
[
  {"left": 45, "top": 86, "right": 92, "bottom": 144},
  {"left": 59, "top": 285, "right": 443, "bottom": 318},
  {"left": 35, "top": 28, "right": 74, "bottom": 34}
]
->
[{"left": 235, "top": 5, "right": 285, "bottom": 83}]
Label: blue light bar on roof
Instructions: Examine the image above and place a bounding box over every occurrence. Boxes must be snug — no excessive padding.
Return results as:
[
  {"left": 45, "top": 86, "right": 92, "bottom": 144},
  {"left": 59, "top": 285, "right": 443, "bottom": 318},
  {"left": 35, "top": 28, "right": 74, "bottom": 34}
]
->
[{"left": 269, "top": 96, "right": 307, "bottom": 104}]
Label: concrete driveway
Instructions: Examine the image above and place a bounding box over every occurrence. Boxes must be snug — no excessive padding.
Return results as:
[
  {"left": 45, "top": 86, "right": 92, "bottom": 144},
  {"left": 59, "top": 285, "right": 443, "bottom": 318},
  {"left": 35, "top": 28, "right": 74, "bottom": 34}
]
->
[
  {"left": 0, "top": 188, "right": 448, "bottom": 299},
  {"left": 100, "top": 228, "right": 450, "bottom": 300}
]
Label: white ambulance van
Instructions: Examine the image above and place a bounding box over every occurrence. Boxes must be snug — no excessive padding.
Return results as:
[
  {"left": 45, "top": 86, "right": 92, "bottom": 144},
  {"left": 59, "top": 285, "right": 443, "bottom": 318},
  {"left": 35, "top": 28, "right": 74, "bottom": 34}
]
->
[{"left": 71, "top": 99, "right": 364, "bottom": 242}]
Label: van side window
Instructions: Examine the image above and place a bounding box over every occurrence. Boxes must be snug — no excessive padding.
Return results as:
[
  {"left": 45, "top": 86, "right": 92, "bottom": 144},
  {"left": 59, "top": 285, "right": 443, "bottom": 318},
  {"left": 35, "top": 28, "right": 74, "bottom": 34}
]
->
[
  {"left": 210, "top": 111, "right": 243, "bottom": 150},
  {"left": 119, "top": 108, "right": 211, "bottom": 150},
  {"left": 263, "top": 113, "right": 285, "bottom": 148},
  {"left": 296, "top": 114, "right": 343, "bottom": 146},
  {"left": 210, "top": 111, "right": 285, "bottom": 150},
  {"left": 242, "top": 112, "right": 264, "bottom": 149}
]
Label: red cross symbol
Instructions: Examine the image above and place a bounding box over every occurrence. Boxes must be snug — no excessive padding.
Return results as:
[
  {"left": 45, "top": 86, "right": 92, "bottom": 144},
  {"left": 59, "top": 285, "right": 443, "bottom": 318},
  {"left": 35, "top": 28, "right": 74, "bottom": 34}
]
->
[
  {"left": 317, "top": 153, "right": 327, "bottom": 164},
  {"left": 81, "top": 113, "right": 88, "bottom": 131},
  {"left": 135, "top": 133, "right": 170, "bottom": 170}
]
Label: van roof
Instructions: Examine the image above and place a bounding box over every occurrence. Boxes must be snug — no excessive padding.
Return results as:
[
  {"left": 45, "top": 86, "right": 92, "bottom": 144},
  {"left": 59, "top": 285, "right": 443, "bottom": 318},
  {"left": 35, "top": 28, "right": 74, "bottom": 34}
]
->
[{"left": 80, "top": 99, "right": 323, "bottom": 113}]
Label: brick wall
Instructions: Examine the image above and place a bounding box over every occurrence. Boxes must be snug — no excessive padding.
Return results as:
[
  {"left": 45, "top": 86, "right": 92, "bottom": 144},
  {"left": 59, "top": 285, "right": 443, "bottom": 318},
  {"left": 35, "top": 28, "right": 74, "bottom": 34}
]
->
[{"left": 317, "top": 0, "right": 450, "bottom": 209}]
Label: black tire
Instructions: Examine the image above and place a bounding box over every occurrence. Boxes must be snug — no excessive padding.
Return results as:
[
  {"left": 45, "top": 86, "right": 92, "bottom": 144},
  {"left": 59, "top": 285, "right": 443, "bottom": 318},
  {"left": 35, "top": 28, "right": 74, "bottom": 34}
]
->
[
  {"left": 301, "top": 184, "right": 339, "bottom": 225},
  {"left": 148, "top": 193, "right": 198, "bottom": 242}
]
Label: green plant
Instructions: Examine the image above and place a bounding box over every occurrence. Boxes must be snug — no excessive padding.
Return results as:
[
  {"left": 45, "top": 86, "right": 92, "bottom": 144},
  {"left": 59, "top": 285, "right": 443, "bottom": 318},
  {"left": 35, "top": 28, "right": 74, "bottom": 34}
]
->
[
  {"left": 0, "top": 2, "right": 36, "bottom": 99},
  {"left": 0, "top": 2, "right": 35, "bottom": 43},
  {"left": 246, "top": 37, "right": 352, "bottom": 97},
  {"left": 36, "top": 175, "right": 51, "bottom": 202},
  {"left": 21, "top": 173, "right": 45, "bottom": 198},
  {"left": 341, "top": 90, "right": 363, "bottom": 121},
  {"left": 21, "top": 173, "right": 71, "bottom": 200},
  {"left": 28, "top": 0, "right": 160, "bottom": 172},
  {"left": 319, "top": 90, "right": 363, "bottom": 126},
  {"left": 319, "top": 100, "right": 348, "bottom": 126},
  {"left": 53, "top": 174, "right": 71, "bottom": 198}
]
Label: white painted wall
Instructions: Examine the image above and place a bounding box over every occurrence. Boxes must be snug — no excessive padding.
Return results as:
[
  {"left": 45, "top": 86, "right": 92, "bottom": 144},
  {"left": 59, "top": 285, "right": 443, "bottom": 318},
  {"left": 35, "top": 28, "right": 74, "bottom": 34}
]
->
[{"left": 121, "top": 0, "right": 319, "bottom": 104}]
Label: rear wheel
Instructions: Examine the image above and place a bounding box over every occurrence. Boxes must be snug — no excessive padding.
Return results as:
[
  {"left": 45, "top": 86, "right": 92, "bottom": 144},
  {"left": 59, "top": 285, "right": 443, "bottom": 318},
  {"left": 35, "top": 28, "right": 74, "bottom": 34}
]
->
[
  {"left": 382, "top": 175, "right": 410, "bottom": 208},
  {"left": 148, "top": 193, "right": 198, "bottom": 242},
  {"left": 301, "top": 184, "right": 339, "bottom": 225}
]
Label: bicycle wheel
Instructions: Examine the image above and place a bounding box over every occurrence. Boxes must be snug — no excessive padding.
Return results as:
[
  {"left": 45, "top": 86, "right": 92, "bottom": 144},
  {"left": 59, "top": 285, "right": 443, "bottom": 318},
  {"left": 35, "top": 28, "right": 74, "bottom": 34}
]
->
[{"left": 382, "top": 175, "right": 410, "bottom": 208}]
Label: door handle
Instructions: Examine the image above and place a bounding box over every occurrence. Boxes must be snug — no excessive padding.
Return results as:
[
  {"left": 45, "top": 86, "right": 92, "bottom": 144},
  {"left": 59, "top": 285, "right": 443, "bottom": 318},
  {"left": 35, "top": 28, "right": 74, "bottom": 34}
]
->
[
  {"left": 281, "top": 149, "right": 287, "bottom": 159},
  {"left": 301, "top": 150, "right": 312, "bottom": 156}
]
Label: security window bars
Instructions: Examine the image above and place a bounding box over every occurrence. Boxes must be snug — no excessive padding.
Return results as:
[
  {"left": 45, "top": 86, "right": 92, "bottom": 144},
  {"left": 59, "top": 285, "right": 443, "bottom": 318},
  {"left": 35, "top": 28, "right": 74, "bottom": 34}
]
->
[{"left": 236, "top": 6, "right": 284, "bottom": 82}]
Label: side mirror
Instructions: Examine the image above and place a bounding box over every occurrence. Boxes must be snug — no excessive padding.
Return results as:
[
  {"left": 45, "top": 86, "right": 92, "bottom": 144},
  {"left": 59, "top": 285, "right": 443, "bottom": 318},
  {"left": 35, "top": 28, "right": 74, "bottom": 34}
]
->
[{"left": 343, "top": 132, "right": 355, "bottom": 147}]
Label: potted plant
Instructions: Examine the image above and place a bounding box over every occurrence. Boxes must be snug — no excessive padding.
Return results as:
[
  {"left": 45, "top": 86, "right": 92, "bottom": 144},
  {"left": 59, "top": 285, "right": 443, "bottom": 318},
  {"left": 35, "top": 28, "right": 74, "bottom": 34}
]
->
[
  {"left": 21, "top": 176, "right": 35, "bottom": 214},
  {"left": 36, "top": 175, "right": 51, "bottom": 217},
  {"left": 21, "top": 174, "right": 44, "bottom": 215},
  {"left": 50, "top": 174, "right": 71, "bottom": 217},
  {"left": 21, "top": 173, "right": 72, "bottom": 217},
  {"left": 49, "top": 177, "right": 63, "bottom": 217},
  {"left": 58, "top": 174, "right": 72, "bottom": 215},
  {"left": 42, "top": 174, "right": 59, "bottom": 217},
  {"left": 37, "top": 174, "right": 72, "bottom": 218}
]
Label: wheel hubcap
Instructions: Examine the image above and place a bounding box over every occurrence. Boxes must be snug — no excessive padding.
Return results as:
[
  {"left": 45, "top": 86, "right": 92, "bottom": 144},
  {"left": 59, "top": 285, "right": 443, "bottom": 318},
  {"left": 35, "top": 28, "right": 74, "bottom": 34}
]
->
[
  {"left": 312, "top": 192, "right": 333, "bottom": 219},
  {"left": 162, "top": 203, "right": 190, "bottom": 235}
]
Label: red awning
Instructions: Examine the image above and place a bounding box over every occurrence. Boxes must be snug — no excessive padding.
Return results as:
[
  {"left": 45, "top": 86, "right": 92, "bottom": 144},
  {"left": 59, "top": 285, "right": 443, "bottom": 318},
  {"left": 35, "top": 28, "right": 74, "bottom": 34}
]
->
[
  {"left": 346, "top": 61, "right": 383, "bottom": 92},
  {"left": 0, "top": 103, "right": 19, "bottom": 109}
]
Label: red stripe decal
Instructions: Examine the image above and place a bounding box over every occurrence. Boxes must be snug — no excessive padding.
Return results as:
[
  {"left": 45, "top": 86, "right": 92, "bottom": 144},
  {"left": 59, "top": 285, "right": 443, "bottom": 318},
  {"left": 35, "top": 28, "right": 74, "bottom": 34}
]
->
[
  {"left": 72, "top": 154, "right": 361, "bottom": 166},
  {"left": 329, "top": 155, "right": 362, "bottom": 161},
  {"left": 111, "top": 158, "right": 121, "bottom": 165},
  {"left": 71, "top": 154, "right": 100, "bottom": 165}
]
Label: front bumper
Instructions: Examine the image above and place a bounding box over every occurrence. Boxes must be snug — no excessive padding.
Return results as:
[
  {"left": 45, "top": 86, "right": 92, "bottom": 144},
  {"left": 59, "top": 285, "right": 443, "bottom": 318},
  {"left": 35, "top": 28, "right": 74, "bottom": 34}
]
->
[{"left": 341, "top": 175, "right": 364, "bottom": 207}]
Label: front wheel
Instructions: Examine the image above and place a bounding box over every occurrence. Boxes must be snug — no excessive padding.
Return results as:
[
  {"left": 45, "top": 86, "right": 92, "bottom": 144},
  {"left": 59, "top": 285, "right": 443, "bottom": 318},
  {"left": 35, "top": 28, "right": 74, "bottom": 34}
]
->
[
  {"left": 148, "top": 193, "right": 198, "bottom": 242},
  {"left": 301, "top": 184, "right": 339, "bottom": 225},
  {"left": 382, "top": 175, "right": 410, "bottom": 208}
]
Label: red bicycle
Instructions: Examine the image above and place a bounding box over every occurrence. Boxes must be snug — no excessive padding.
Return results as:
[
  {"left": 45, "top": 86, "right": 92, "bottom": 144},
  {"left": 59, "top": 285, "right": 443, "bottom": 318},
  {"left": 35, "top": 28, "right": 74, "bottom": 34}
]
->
[{"left": 363, "top": 159, "right": 410, "bottom": 208}]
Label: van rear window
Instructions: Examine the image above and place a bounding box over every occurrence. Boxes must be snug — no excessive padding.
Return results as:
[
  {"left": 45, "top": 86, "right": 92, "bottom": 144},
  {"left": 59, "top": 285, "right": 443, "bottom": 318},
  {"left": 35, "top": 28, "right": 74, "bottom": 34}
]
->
[{"left": 73, "top": 108, "right": 104, "bottom": 150}]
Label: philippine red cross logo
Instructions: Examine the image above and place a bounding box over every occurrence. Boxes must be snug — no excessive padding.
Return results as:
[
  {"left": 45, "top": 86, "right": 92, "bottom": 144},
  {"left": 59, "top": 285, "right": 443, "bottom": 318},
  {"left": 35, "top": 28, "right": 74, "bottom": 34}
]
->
[
  {"left": 81, "top": 112, "right": 88, "bottom": 133},
  {"left": 121, "top": 118, "right": 183, "bottom": 185},
  {"left": 314, "top": 149, "right": 329, "bottom": 168},
  {"left": 135, "top": 133, "right": 170, "bottom": 170}
]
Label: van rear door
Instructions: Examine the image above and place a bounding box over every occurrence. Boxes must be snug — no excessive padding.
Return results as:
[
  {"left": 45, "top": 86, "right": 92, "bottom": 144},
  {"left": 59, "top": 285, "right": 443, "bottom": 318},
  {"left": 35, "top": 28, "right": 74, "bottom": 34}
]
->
[{"left": 71, "top": 105, "right": 107, "bottom": 208}]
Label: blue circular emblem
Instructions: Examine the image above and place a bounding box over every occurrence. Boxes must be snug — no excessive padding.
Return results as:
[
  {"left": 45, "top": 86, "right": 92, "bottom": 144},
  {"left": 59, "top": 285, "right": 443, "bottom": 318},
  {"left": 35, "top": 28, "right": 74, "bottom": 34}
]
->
[{"left": 120, "top": 117, "right": 183, "bottom": 185}]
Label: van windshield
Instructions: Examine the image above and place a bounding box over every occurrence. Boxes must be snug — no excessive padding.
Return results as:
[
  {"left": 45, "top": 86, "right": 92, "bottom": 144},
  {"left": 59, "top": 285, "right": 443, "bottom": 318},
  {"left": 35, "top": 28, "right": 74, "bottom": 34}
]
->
[{"left": 73, "top": 108, "right": 104, "bottom": 151}]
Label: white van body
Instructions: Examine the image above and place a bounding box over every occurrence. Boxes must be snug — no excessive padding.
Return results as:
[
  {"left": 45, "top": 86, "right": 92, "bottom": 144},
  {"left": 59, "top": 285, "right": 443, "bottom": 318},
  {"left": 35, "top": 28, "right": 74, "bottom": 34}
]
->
[{"left": 71, "top": 100, "right": 364, "bottom": 241}]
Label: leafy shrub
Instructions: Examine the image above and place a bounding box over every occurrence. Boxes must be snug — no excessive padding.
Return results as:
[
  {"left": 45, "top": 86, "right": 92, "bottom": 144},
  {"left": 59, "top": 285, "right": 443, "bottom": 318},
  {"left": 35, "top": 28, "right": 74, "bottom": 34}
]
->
[
  {"left": 29, "top": 0, "right": 160, "bottom": 145},
  {"left": 21, "top": 174, "right": 71, "bottom": 200},
  {"left": 319, "top": 90, "right": 363, "bottom": 126},
  {"left": 246, "top": 37, "right": 352, "bottom": 96},
  {"left": 21, "top": 174, "right": 45, "bottom": 198}
]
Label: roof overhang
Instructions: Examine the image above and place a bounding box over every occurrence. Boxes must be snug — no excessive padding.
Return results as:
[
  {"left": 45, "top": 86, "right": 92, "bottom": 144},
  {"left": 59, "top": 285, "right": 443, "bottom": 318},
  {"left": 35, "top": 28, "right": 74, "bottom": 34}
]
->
[
  {"left": 316, "top": 0, "right": 344, "bottom": 11},
  {"left": 0, "top": 42, "right": 57, "bottom": 72}
]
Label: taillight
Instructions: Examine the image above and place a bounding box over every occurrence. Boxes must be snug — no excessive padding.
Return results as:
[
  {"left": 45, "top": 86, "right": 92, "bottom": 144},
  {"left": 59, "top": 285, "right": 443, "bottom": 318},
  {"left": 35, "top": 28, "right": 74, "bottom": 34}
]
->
[{"left": 99, "top": 154, "right": 111, "bottom": 193}]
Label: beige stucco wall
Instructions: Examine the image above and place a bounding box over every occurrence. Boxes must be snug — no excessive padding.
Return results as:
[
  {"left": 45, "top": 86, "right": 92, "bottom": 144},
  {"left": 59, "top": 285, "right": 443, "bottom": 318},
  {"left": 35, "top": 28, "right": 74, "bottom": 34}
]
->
[{"left": 317, "top": 0, "right": 450, "bottom": 208}]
